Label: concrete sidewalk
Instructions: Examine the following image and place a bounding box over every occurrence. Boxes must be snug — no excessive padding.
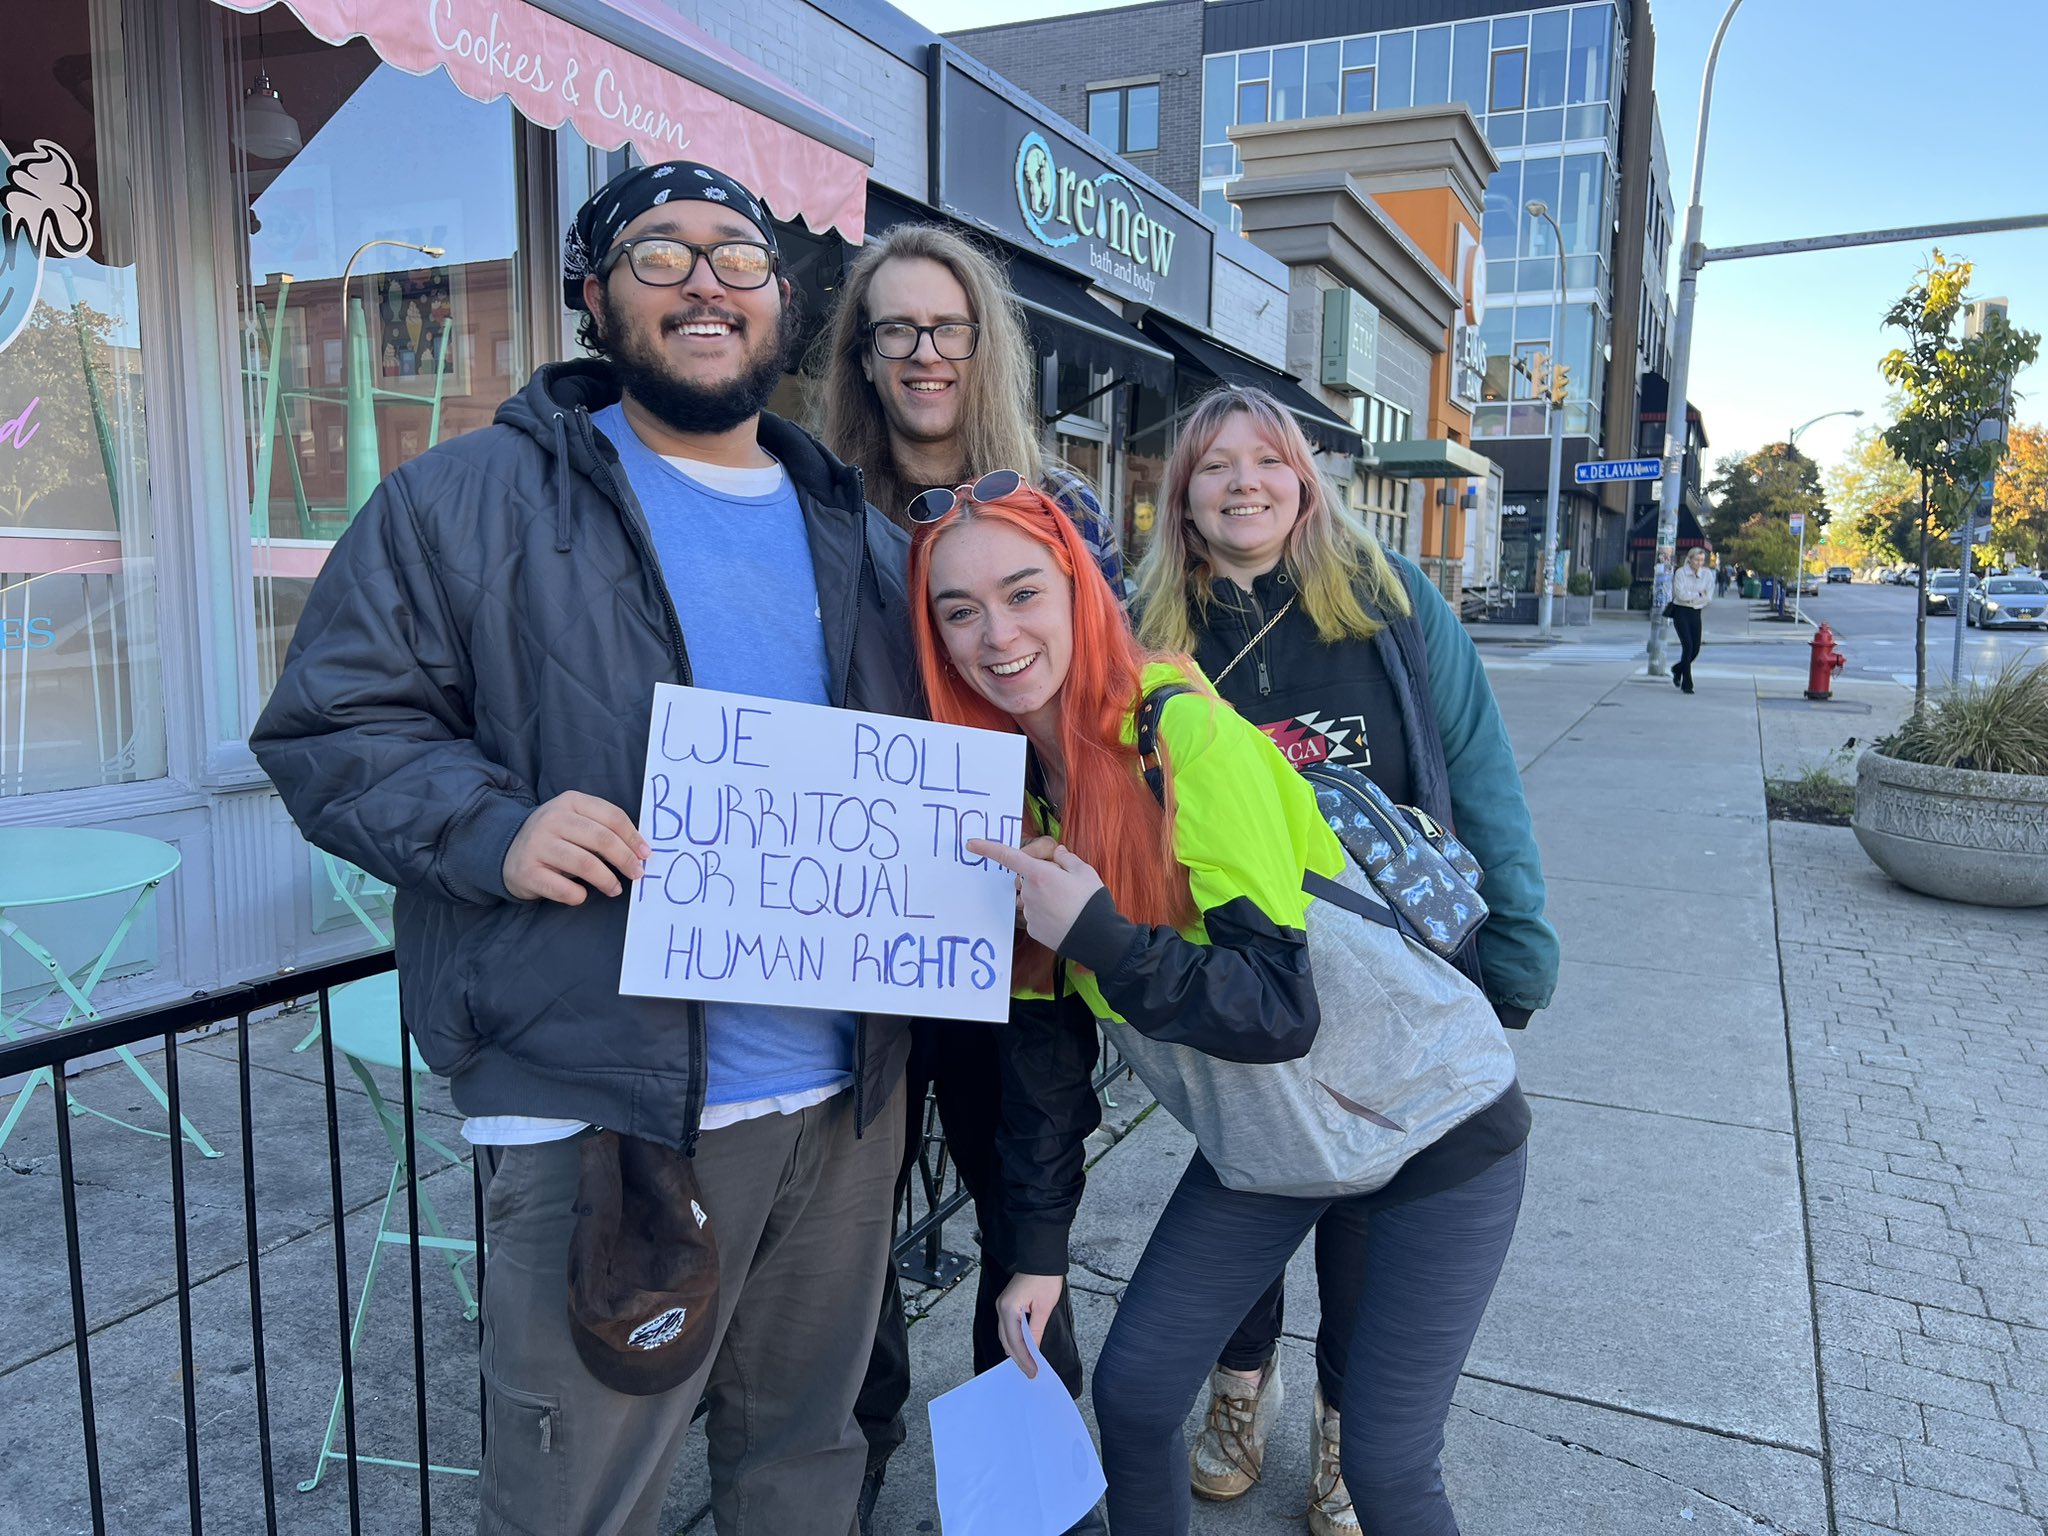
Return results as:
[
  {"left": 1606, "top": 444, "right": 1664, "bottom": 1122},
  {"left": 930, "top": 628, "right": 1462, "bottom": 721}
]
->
[
  {"left": 1466, "top": 592, "right": 1817, "bottom": 650},
  {"left": 851, "top": 644, "right": 1835, "bottom": 1536}
]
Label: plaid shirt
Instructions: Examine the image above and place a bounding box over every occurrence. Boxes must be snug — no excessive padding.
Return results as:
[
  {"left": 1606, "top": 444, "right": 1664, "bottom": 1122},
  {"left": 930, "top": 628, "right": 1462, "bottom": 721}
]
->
[{"left": 1042, "top": 465, "right": 1124, "bottom": 594}]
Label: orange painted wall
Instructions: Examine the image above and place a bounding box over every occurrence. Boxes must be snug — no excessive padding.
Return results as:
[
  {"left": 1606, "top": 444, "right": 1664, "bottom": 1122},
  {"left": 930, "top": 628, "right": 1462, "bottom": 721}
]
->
[{"left": 1373, "top": 184, "right": 1482, "bottom": 567}]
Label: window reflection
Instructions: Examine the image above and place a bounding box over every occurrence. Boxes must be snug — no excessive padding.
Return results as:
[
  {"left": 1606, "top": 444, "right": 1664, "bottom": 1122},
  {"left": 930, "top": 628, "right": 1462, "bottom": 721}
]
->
[
  {"left": 1, "top": 6, "right": 164, "bottom": 796},
  {"left": 226, "top": 8, "right": 528, "bottom": 700}
]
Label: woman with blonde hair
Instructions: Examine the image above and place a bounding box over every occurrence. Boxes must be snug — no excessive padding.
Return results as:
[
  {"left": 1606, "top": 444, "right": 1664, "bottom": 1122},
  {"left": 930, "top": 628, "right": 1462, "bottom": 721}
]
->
[{"left": 1128, "top": 386, "right": 1559, "bottom": 1534}]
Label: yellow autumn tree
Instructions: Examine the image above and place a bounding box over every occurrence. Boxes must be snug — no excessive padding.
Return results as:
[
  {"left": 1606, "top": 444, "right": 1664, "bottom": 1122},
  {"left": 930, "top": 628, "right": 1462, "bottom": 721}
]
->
[{"left": 1992, "top": 422, "right": 2047, "bottom": 567}]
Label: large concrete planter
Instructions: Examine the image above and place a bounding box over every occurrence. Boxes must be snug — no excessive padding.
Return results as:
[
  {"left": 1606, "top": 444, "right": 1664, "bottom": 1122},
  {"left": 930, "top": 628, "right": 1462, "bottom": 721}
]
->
[{"left": 1852, "top": 749, "right": 2048, "bottom": 906}]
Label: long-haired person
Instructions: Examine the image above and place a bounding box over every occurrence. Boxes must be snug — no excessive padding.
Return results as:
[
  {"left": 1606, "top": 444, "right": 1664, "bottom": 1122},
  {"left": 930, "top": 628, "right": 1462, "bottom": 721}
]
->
[
  {"left": 1668, "top": 545, "right": 1714, "bottom": 693},
  {"left": 1130, "top": 386, "right": 1557, "bottom": 1533},
  {"left": 907, "top": 471, "right": 1533, "bottom": 1535},
  {"left": 816, "top": 223, "right": 1110, "bottom": 1534},
  {"left": 817, "top": 222, "right": 1121, "bottom": 586}
]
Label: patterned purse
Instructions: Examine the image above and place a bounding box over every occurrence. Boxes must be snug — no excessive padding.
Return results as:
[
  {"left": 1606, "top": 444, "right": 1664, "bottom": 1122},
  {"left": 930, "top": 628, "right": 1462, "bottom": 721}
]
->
[
  {"left": 1299, "top": 763, "right": 1488, "bottom": 961},
  {"left": 1134, "top": 685, "right": 1488, "bottom": 962}
]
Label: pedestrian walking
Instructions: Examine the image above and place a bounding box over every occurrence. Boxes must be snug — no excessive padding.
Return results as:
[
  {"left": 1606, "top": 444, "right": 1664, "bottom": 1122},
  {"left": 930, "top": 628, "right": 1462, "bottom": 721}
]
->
[
  {"left": 814, "top": 221, "right": 1105, "bottom": 1535},
  {"left": 252, "top": 161, "right": 920, "bottom": 1536},
  {"left": 903, "top": 467, "right": 1535, "bottom": 1536},
  {"left": 1668, "top": 546, "right": 1715, "bottom": 694},
  {"left": 1129, "top": 386, "right": 1557, "bottom": 1534},
  {"left": 1715, "top": 560, "right": 1732, "bottom": 597}
]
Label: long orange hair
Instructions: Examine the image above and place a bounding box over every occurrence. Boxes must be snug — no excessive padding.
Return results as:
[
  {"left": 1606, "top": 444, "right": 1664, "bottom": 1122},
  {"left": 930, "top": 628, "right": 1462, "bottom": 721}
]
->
[{"left": 909, "top": 485, "right": 1199, "bottom": 992}]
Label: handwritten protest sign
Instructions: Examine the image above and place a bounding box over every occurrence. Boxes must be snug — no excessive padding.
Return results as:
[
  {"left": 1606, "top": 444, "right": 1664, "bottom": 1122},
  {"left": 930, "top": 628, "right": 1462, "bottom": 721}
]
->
[{"left": 620, "top": 685, "right": 1028, "bottom": 1022}]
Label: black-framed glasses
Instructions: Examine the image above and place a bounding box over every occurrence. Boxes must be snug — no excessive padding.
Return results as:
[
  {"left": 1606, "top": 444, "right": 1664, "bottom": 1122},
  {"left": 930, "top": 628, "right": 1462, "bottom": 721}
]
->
[
  {"left": 868, "top": 321, "right": 981, "bottom": 361},
  {"left": 600, "top": 237, "right": 778, "bottom": 291},
  {"left": 906, "top": 469, "right": 1023, "bottom": 524}
]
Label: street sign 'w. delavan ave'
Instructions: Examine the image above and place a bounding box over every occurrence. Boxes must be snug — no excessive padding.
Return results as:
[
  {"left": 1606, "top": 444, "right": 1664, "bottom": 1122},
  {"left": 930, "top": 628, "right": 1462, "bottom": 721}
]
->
[{"left": 1574, "top": 457, "right": 1663, "bottom": 485}]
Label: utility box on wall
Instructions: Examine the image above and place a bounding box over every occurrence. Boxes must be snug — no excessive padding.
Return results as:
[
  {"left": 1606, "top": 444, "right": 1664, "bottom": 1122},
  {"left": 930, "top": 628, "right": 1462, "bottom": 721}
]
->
[{"left": 1320, "top": 286, "right": 1379, "bottom": 396}]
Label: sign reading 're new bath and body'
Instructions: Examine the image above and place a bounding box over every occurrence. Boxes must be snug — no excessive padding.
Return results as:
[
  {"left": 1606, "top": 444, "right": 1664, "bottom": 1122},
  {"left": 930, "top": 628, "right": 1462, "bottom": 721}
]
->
[{"left": 934, "top": 56, "right": 1213, "bottom": 328}]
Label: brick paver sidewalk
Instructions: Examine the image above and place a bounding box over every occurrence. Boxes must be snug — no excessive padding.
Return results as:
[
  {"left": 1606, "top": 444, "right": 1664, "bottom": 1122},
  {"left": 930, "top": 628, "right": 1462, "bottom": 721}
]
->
[{"left": 1772, "top": 820, "right": 2048, "bottom": 1535}]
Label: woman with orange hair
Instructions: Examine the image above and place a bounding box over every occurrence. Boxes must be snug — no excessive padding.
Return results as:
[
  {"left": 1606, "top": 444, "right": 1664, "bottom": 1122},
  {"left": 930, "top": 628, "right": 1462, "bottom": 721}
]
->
[{"left": 908, "top": 468, "right": 1528, "bottom": 1536}]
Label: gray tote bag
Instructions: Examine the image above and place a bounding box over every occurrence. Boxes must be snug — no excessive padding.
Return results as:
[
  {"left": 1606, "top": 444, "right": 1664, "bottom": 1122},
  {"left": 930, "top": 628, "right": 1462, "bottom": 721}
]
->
[{"left": 1102, "top": 857, "right": 1518, "bottom": 1200}]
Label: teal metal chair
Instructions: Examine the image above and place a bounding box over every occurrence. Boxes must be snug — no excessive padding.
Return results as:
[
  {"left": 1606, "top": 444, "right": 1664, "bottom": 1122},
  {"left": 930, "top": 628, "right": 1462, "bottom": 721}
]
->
[
  {"left": 299, "top": 973, "right": 479, "bottom": 1491},
  {"left": 293, "top": 851, "right": 393, "bottom": 1053}
]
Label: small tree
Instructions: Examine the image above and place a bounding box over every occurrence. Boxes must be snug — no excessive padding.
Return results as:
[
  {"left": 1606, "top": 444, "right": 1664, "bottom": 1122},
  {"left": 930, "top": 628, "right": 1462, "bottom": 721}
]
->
[
  {"left": 1730, "top": 514, "right": 1801, "bottom": 588},
  {"left": 1879, "top": 251, "right": 2041, "bottom": 707},
  {"left": 1705, "top": 444, "right": 1828, "bottom": 552}
]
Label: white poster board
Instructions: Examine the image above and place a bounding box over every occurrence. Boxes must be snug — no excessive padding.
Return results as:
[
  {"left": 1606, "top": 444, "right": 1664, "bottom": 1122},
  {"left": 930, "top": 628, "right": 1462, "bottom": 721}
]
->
[{"left": 620, "top": 685, "right": 1028, "bottom": 1022}]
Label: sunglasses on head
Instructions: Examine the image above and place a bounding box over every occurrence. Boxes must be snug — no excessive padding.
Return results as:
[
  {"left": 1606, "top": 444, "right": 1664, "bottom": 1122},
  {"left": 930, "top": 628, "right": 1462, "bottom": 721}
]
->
[{"left": 905, "top": 469, "right": 1024, "bottom": 525}]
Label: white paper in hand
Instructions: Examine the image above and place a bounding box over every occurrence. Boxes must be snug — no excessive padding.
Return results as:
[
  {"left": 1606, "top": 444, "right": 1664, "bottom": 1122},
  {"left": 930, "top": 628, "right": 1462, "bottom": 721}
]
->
[{"left": 927, "top": 1327, "right": 1106, "bottom": 1534}]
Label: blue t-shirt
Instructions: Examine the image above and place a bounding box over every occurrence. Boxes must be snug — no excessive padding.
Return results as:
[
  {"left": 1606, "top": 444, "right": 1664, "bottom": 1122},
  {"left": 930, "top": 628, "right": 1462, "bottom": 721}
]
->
[{"left": 595, "top": 403, "right": 857, "bottom": 1109}]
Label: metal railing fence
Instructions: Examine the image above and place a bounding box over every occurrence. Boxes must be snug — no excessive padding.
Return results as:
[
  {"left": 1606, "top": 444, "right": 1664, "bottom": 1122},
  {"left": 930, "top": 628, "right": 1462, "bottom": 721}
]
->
[{"left": 0, "top": 952, "right": 1128, "bottom": 1534}]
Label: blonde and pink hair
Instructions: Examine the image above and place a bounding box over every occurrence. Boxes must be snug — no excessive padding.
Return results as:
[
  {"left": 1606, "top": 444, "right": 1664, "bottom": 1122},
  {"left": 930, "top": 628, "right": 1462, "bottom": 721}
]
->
[{"left": 1133, "top": 386, "right": 1409, "bottom": 654}]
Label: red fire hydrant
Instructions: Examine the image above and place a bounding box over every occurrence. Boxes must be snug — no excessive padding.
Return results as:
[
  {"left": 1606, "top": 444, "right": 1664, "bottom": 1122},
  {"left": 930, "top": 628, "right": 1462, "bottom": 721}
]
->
[{"left": 1806, "top": 623, "right": 1846, "bottom": 700}]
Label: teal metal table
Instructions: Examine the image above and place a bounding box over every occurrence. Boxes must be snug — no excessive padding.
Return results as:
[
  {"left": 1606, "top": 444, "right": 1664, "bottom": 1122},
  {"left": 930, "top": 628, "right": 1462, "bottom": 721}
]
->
[{"left": 0, "top": 827, "right": 215, "bottom": 1157}]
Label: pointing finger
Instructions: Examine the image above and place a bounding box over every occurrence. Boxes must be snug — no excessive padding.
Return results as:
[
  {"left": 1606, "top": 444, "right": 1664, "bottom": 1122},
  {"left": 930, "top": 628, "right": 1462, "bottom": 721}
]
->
[{"left": 965, "top": 838, "right": 1030, "bottom": 875}]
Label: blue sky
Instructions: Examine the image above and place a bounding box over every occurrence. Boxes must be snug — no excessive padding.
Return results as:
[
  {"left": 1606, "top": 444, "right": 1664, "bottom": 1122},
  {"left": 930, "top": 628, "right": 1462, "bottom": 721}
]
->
[{"left": 894, "top": 0, "right": 2048, "bottom": 477}]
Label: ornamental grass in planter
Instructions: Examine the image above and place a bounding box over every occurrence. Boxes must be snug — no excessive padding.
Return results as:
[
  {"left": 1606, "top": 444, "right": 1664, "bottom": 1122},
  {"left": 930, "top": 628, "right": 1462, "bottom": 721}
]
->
[{"left": 1852, "top": 662, "right": 2048, "bottom": 907}]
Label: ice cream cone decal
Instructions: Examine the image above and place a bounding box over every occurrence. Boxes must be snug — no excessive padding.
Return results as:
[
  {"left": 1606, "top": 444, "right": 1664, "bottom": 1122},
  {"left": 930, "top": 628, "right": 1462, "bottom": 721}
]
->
[{"left": 1, "top": 137, "right": 96, "bottom": 356}]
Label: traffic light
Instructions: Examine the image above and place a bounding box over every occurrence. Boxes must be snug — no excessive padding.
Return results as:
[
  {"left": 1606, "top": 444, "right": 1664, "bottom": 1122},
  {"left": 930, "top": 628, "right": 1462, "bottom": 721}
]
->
[{"left": 1548, "top": 365, "right": 1570, "bottom": 407}]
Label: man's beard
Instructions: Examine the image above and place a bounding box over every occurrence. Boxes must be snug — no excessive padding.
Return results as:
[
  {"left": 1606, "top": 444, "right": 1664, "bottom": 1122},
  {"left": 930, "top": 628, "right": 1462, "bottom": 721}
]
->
[{"left": 602, "top": 301, "right": 789, "bottom": 436}]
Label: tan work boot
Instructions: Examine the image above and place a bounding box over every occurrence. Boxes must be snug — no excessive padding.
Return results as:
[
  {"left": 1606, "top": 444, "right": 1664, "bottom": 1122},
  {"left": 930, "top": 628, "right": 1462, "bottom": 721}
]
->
[
  {"left": 1188, "top": 1363, "right": 1283, "bottom": 1500},
  {"left": 1307, "top": 1382, "right": 1360, "bottom": 1535}
]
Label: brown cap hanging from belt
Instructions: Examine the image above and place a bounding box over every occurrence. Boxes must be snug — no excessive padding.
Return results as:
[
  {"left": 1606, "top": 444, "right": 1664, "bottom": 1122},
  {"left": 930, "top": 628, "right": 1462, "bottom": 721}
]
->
[{"left": 566, "top": 1130, "right": 721, "bottom": 1395}]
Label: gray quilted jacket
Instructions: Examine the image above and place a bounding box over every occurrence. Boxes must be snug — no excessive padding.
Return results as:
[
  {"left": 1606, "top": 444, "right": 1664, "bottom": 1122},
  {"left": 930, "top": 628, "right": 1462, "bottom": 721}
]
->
[{"left": 251, "top": 360, "right": 918, "bottom": 1148}]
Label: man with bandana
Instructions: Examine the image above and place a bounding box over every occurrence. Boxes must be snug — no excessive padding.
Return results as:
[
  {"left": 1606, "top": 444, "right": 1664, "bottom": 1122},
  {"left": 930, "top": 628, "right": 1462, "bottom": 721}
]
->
[{"left": 253, "top": 162, "right": 917, "bottom": 1534}]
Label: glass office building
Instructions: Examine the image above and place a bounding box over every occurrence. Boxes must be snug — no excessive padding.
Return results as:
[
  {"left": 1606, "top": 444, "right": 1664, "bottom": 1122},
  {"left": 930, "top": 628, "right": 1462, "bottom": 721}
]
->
[{"left": 1201, "top": 3, "right": 1624, "bottom": 446}]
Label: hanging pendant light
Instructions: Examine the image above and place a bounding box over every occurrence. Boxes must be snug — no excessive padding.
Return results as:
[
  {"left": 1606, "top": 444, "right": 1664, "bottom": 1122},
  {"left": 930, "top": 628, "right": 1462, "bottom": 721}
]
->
[{"left": 237, "top": 11, "right": 303, "bottom": 162}]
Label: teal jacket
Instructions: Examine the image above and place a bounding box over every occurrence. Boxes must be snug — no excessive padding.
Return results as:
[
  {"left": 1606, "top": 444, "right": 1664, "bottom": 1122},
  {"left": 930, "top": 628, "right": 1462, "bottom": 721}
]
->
[{"left": 1391, "top": 555, "right": 1558, "bottom": 1016}]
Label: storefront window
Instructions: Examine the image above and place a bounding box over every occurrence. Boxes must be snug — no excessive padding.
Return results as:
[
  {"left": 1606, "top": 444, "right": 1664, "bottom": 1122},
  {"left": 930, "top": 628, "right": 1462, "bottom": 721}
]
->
[
  {"left": 224, "top": 7, "right": 529, "bottom": 702},
  {"left": 1, "top": 6, "right": 165, "bottom": 797}
]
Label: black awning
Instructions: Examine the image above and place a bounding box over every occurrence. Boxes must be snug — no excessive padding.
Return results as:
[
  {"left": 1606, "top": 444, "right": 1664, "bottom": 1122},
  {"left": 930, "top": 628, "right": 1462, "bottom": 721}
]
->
[
  {"left": 1627, "top": 505, "right": 1710, "bottom": 551},
  {"left": 1140, "top": 316, "right": 1364, "bottom": 458},
  {"left": 1005, "top": 257, "right": 1175, "bottom": 396}
]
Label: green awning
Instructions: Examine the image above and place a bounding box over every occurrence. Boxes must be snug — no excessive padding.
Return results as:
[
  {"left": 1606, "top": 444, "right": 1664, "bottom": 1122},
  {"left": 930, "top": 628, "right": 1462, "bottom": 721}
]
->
[{"left": 1365, "top": 437, "right": 1494, "bottom": 479}]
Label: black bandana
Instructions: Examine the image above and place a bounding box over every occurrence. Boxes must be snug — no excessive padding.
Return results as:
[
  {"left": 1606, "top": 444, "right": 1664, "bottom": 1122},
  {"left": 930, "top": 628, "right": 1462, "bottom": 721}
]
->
[{"left": 563, "top": 161, "right": 777, "bottom": 311}]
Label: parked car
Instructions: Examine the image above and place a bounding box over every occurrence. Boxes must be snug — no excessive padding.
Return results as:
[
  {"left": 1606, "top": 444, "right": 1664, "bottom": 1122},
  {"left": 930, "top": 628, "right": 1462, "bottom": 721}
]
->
[
  {"left": 1795, "top": 571, "right": 1822, "bottom": 596},
  {"left": 1967, "top": 574, "right": 2048, "bottom": 629},
  {"left": 1826, "top": 566, "right": 1853, "bottom": 583},
  {"left": 1924, "top": 570, "right": 1976, "bottom": 614}
]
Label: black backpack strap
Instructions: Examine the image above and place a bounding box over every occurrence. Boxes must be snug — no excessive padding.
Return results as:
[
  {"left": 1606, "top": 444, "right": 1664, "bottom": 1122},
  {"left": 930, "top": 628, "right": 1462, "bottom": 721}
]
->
[
  {"left": 1134, "top": 683, "right": 1195, "bottom": 805},
  {"left": 1301, "top": 868, "right": 1402, "bottom": 933}
]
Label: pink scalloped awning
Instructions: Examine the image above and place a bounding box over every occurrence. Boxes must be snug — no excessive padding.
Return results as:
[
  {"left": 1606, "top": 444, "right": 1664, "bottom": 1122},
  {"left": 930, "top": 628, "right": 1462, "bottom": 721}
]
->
[{"left": 212, "top": 0, "right": 868, "bottom": 242}]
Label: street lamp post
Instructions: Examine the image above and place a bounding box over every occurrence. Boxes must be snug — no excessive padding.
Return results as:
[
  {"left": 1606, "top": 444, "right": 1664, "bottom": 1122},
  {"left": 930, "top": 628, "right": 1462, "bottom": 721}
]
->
[
  {"left": 338, "top": 238, "right": 446, "bottom": 515},
  {"left": 1526, "top": 199, "right": 1568, "bottom": 637},
  {"left": 1650, "top": 0, "right": 1749, "bottom": 676},
  {"left": 1785, "top": 408, "right": 1863, "bottom": 623}
]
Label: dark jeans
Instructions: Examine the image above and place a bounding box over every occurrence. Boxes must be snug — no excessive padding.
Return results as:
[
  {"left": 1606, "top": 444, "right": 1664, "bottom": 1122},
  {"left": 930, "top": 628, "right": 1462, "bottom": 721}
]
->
[
  {"left": 1671, "top": 605, "right": 1704, "bottom": 681},
  {"left": 1095, "top": 1143, "right": 1527, "bottom": 1536},
  {"left": 855, "top": 1021, "right": 1085, "bottom": 1475}
]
